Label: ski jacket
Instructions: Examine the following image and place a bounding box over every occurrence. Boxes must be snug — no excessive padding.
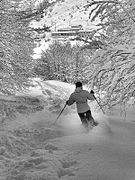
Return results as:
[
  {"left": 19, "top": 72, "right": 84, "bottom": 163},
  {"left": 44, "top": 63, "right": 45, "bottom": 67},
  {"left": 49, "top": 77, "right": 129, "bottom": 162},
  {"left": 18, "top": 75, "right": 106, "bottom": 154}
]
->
[{"left": 67, "top": 87, "right": 95, "bottom": 113}]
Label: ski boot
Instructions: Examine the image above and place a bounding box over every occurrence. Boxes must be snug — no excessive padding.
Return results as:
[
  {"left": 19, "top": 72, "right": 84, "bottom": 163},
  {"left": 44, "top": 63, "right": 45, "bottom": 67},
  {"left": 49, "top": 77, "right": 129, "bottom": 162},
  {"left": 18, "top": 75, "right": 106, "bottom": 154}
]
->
[{"left": 91, "top": 121, "right": 99, "bottom": 127}]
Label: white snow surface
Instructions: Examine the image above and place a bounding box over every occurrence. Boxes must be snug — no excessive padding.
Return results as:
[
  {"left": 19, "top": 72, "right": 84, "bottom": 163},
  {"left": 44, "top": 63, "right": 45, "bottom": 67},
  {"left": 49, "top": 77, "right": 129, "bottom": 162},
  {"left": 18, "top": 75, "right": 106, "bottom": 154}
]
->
[{"left": 0, "top": 80, "right": 135, "bottom": 180}]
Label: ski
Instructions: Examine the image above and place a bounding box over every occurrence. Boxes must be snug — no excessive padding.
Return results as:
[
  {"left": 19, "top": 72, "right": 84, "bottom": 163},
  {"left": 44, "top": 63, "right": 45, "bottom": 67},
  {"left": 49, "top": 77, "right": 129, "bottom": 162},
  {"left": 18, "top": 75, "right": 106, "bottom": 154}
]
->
[{"left": 83, "top": 121, "right": 99, "bottom": 132}]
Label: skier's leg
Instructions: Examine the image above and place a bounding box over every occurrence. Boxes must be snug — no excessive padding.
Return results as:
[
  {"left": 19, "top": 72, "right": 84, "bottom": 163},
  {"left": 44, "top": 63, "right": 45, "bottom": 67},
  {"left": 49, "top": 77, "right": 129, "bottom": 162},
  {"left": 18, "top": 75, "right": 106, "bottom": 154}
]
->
[
  {"left": 78, "top": 112, "right": 88, "bottom": 127},
  {"left": 86, "top": 110, "right": 98, "bottom": 126}
]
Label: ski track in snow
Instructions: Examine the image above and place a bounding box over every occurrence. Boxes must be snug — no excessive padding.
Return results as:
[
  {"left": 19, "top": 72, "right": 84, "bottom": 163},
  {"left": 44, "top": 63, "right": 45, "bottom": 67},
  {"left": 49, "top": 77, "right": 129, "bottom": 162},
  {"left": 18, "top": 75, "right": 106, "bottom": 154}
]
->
[{"left": 0, "top": 108, "right": 135, "bottom": 180}]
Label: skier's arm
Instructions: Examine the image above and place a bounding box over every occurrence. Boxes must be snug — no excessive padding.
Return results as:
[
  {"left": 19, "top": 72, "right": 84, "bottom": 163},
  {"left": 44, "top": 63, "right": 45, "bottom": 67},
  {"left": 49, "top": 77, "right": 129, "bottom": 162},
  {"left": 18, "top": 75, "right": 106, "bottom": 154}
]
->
[
  {"left": 87, "top": 90, "right": 95, "bottom": 101},
  {"left": 66, "top": 94, "right": 75, "bottom": 106}
]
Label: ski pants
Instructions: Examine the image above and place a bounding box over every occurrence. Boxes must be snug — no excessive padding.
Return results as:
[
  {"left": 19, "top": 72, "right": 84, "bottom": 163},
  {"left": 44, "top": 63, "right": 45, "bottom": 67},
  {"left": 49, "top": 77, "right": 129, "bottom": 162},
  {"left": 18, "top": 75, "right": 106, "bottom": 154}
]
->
[{"left": 78, "top": 110, "right": 95, "bottom": 125}]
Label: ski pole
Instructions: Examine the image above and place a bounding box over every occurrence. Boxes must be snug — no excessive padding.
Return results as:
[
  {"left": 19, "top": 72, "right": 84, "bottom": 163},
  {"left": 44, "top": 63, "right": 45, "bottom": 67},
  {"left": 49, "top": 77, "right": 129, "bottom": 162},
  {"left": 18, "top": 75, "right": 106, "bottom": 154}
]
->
[
  {"left": 53, "top": 103, "right": 67, "bottom": 125},
  {"left": 94, "top": 96, "right": 105, "bottom": 114}
]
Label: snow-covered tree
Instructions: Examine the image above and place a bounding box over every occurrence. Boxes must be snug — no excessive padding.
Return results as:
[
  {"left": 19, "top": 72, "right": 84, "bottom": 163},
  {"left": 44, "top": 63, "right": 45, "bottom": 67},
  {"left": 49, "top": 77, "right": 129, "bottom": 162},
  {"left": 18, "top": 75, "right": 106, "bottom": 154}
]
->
[
  {"left": 34, "top": 40, "right": 92, "bottom": 83},
  {"left": 84, "top": 0, "right": 135, "bottom": 109},
  {"left": 0, "top": 0, "right": 36, "bottom": 94},
  {"left": 0, "top": 0, "right": 61, "bottom": 95}
]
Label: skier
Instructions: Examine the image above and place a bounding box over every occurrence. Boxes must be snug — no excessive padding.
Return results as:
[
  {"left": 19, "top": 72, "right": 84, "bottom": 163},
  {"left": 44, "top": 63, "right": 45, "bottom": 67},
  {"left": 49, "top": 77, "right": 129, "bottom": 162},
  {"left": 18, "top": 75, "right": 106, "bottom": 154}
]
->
[{"left": 66, "top": 81, "right": 98, "bottom": 128}]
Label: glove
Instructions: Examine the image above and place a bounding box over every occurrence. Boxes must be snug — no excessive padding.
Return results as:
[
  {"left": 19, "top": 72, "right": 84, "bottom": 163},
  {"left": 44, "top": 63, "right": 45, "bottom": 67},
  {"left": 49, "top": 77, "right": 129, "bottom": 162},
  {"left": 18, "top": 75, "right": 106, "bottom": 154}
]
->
[
  {"left": 90, "top": 90, "right": 94, "bottom": 94},
  {"left": 66, "top": 100, "right": 69, "bottom": 105}
]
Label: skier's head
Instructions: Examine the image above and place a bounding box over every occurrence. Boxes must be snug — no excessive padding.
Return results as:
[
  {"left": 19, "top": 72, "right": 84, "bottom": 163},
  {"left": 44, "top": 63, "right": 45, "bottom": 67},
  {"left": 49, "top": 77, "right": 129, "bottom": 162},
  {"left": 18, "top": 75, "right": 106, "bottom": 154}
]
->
[{"left": 75, "top": 81, "right": 82, "bottom": 88}]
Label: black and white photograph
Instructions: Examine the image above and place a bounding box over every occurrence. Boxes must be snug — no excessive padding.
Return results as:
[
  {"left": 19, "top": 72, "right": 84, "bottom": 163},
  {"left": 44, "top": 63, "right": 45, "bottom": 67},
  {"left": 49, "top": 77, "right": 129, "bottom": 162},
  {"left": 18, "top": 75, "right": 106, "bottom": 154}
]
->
[{"left": 1, "top": 0, "right": 135, "bottom": 179}]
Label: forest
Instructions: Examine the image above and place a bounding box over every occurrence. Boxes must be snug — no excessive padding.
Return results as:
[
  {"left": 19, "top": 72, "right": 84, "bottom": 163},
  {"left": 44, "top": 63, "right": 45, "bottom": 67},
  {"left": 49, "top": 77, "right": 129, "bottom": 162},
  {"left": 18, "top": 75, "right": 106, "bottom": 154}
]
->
[
  {"left": 1, "top": 0, "right": 135, "bottom": 109},
  {"left": 1, "top": 1, "right": 135, "bottom": 180}
]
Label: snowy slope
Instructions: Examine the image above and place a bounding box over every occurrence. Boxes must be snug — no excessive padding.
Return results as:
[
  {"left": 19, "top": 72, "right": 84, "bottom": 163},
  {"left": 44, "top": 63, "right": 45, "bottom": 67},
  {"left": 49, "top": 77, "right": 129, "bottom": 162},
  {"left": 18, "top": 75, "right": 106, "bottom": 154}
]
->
[{"left": 0, "top": 80, "right": 135, "bottom": 180}]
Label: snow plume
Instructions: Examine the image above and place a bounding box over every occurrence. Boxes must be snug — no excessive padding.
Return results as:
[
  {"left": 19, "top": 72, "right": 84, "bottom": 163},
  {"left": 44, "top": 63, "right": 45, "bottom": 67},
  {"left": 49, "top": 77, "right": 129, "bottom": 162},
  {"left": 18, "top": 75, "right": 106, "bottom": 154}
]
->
[
  {"left": 53, "top": 110, "right": 86, "bottom": 135},
  {"left": 1, "top": 80, "right": 135, "bottom": 180}
]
